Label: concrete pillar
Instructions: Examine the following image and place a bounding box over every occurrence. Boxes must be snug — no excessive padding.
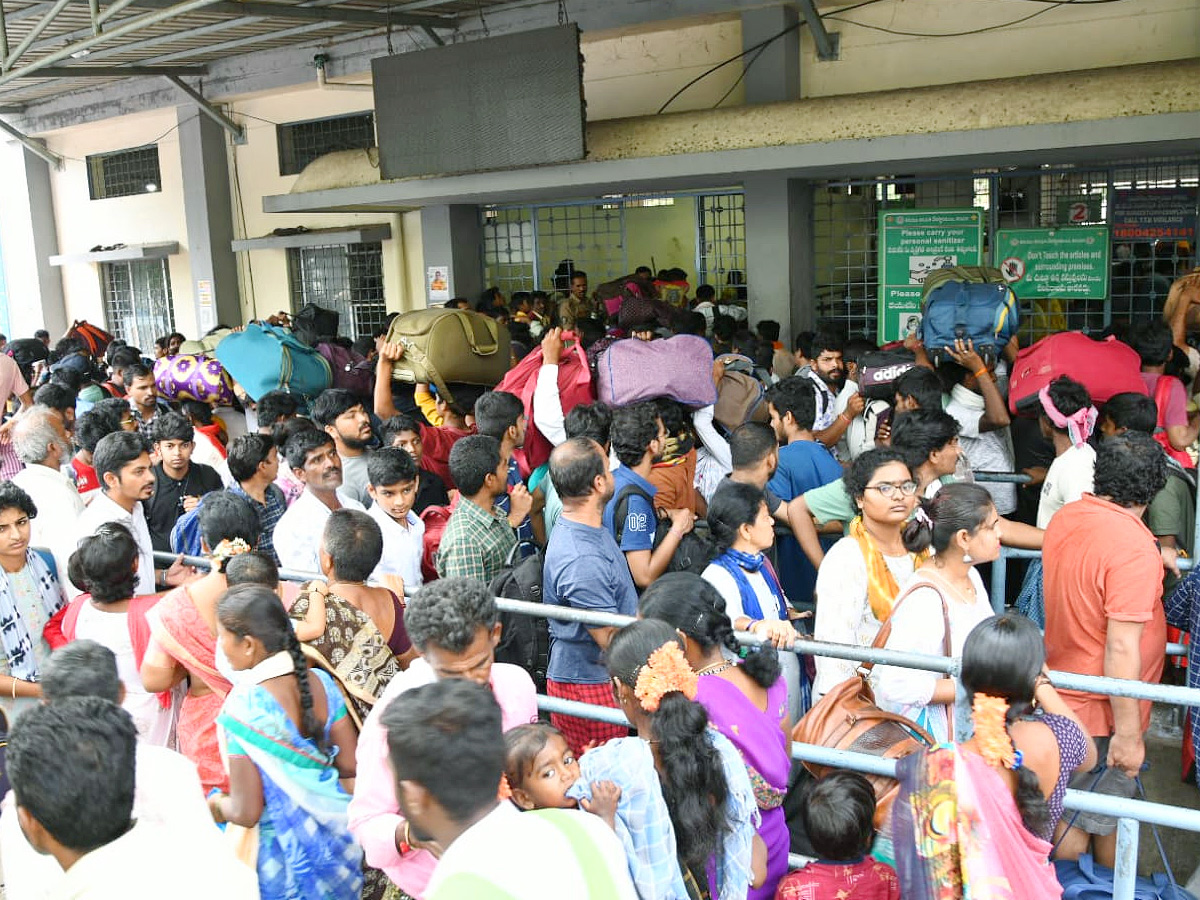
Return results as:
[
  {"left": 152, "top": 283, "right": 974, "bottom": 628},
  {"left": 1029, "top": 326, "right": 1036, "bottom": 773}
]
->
[
  {"left": 177, "top": 105, "right": 241, "bottom": 331},
  {"left": 419, "top": 205, "right": 483, "bottom": 305},
  {"left": 744, "top": 175, "right": 814, "bottom": 345},
  {"left": 740, "top": 5, "right": 801, "bottom": 105},
  {"left": 0, "top": 144, "right": 67, "bottom": 339}
]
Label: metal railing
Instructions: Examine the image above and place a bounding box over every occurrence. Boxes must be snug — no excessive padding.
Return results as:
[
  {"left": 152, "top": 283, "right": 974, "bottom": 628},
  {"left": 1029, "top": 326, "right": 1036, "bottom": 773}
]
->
[{"left": 154, "top": 551, "right": 1200, "bottom": 895}]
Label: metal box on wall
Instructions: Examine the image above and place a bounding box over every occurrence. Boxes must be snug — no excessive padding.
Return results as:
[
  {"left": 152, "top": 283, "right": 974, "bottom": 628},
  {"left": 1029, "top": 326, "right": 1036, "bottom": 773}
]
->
[{"left": 372, "top": 24, "right": 585, "bottom": 181}]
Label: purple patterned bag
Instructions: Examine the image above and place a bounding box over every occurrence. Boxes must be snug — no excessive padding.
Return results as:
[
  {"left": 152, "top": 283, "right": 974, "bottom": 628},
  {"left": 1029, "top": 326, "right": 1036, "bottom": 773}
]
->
[
  {"left": 596, "top": 335, "right": 718, "bottom": 408},
  {"left": 154, "top": 354, "right": 236, "bottom": 406}
]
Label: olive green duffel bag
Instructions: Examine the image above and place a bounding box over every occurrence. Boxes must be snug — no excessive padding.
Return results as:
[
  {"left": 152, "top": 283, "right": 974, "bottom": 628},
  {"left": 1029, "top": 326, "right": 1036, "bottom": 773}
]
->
[{"left": 385, "top": 309, "right": 511, "bottom": 404}]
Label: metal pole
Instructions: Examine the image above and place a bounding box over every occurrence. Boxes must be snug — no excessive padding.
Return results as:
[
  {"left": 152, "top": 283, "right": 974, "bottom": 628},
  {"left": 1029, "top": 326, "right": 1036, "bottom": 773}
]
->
[
  {"left": 165, "top": 74, "right": 245, "bottom": 142},
  {"left": 991, "top": 547, "right": 1007, "bottom": 614},
  {"left": 0, "top": 0, "right": 9, "bottom": 61},
  {"left": 0, "top": 0, "right": 227, "bottom": 91},
  {"left": 148, "top": 555, "right": 1200, "bottom": 706},
  {"left": 89, "top": 0, "right": 100, "bottom": 33},
  {"left": 4, "top": 0, "right": 73, "bottom": 71},
  {"left": 0, "top": 117, "right": 62, "bottom": 169},
  {"left": 97, "top": 0, "right": 148, "bottom": 25},
  {"left": 1114, "top": 817, "right": 1139, "bottom": 900}
]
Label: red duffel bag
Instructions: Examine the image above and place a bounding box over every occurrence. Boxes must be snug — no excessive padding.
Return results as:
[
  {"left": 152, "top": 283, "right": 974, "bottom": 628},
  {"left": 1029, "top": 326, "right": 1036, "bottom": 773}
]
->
[
  {"left": 1008, "top": 332, "right": 1147, "bottom": 415},
  {"left": 495, "top": 332, "right": 595, "bottom": 475}
]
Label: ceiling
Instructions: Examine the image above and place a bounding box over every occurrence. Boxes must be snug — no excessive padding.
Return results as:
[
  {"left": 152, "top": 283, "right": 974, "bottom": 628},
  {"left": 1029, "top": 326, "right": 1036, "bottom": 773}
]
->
[{"left": 0, "top": 0, "right": 516, "bottom": 108}]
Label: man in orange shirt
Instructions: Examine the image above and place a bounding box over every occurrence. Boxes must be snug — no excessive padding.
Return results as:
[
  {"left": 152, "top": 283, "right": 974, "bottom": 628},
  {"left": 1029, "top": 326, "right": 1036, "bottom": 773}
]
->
[{"left": 1043, "top": 430, "right": 1168, "bottom": 868}]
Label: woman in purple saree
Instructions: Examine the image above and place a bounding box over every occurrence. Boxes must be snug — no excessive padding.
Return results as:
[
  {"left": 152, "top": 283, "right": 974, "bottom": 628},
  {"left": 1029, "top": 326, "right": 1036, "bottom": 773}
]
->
[{"left": 641, "top": 573, "right": 790, "bottom": 900}]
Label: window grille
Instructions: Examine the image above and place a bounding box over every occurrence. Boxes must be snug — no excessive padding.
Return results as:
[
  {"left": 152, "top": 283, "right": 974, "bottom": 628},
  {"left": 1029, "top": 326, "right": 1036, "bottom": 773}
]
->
[
  {"left": 87, "top": 146, "right": 162, "bottom": 200},
  {"left": 277, "top": 112, "right": 376, "bottom": 177},
  {"left": 697, "top": 192, "right": 748, "bottom": 301},
  {"left": 482, "top": 207, "right": 536, "bottom": 297},
  {"left": 813, "top": 159, "right": 1200, "bottom": 340},
  {"left": 286, "top": 242, "right": 386, "bottom": 339},
  {"left": 100, "top": 259, "right": 175, "bottom": 351}
]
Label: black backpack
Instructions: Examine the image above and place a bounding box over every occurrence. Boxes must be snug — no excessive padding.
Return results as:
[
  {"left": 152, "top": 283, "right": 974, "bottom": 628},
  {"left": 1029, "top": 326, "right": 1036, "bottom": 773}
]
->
[
  {"left": 613, "top": 483, "right": 713, "bottom": 578},
  {"left": 488, "top": 541, "right": 550, "bottom": 692}
]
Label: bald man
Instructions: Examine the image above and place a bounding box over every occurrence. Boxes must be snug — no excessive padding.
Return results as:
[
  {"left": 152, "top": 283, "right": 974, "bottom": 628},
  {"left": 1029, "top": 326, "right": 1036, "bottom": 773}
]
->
[{"left": 542, "top": 438, "right": 637, "bottom": 754}]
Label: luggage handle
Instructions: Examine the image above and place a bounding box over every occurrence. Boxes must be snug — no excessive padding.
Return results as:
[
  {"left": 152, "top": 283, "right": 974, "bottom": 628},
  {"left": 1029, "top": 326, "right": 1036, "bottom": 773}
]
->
[
  {"left": 397, "top": 339, "right": 456, "bottom": 407},
  {"left": 451, "top": 310, "right": 500, "bottom": 357}
]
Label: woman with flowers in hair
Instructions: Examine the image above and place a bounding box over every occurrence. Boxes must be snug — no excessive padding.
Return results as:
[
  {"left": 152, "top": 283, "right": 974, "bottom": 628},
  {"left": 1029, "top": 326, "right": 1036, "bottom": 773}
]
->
[
  {"left": 566, "top": 619, "right": 760, "bottom": 900},
  {"left": 141, "top": 491, "right": 260, "bottom": 790},
  {"left": 891, "top": 614, "right": 1095, "bottom": 898},
  {"left": 874, "top": 482, "right": 1001, "bottom": 742}
]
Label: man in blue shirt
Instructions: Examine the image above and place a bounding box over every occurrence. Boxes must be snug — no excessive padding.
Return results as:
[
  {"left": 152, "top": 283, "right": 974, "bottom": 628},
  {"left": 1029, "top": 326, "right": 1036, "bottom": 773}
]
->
[
  {"left": 766, "top": 376, "right": 842, "bottom": 609},
  {"left": 601, "top": 402, "right": 695, "bottom": 589},
  {"left": 544, "top": 437, "right": 639, "bottom": 754}
]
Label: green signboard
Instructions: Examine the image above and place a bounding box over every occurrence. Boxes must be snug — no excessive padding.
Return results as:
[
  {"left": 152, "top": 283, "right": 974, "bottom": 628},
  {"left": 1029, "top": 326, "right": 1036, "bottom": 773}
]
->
[
  {"left": 877, "top": 209, "right": 985, "bottom": 342},
  {"left": 994, "top": 227, "right": 1110, "bottom": 300}
]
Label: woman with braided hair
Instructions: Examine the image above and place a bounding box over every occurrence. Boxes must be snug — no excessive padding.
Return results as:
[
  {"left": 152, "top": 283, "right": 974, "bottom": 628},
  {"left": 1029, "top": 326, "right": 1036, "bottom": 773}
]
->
[
  {"left": 891, "top": 614, "right": 1096, "bottom": 899},
  {"left": 640, "top": 573, "right": 789, "bottom": 900},
  {"left": 566, "top": 618, "right": 759, "bottom": 900},
  {"left": 210, "top": 584, "right": 361, "bottom": 900}
]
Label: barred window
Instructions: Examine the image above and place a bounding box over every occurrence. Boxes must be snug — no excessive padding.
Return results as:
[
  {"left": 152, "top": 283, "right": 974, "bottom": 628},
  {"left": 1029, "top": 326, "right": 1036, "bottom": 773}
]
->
[
  {"left": 286, "top": 242, "right": 386, "bottom": 339},
  {"left": 87, "top": 145, "right": 162, "bottom": 200},
  {"left": 100, "top": 259, "right": 175, "bottom": 351},
  {"left": 277, "top": 112, "right": 376, "bottom": 177}
]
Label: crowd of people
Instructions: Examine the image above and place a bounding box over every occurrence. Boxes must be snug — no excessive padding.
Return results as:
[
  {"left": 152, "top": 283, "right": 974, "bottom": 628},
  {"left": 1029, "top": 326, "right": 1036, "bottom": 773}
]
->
[{"left": 0, "top": 266, "right": 1195, "bottom": 900}]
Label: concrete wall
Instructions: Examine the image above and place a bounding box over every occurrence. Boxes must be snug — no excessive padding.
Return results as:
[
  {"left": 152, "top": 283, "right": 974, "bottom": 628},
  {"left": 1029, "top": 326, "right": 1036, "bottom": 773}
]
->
[
  {"left": 582, "top": 15, "right": 745, "bottom": 119},
  {"left": 41, "top": 107, "right": 195, "bottom": 337},
  {"left": 226, "top": 87, "right": 420, "bottom": 320},
  {"left": 800, "top": 0, "right": 1199, "bottom": 98}
]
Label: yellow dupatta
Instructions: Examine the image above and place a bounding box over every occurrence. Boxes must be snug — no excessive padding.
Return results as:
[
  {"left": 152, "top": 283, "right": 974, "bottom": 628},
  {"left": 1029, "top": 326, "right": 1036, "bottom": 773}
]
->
[{"left": 848, "top": 516, "right": 929, "bottom": 623}]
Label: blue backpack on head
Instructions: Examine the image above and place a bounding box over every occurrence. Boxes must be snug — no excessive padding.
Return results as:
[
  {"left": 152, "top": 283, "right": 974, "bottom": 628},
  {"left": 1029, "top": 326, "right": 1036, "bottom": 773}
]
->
[{"left": 920, "top": 266, "right": 1018, "bottom": 363}]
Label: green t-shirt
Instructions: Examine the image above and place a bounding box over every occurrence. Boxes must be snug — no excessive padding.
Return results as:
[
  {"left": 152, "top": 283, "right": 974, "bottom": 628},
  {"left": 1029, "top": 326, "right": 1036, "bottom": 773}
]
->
[
  {"left": 802, "top": 475, "right": 956, "bottom": 534},
  {"left": 803, "top": 478, "right": 855, "bottom": 528},
  {"left": 1148, "top": 468, "right": 1195, "bottom": 592}
]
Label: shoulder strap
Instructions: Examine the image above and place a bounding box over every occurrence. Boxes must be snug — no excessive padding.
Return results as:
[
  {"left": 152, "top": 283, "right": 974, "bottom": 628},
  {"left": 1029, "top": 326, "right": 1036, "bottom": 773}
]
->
[
  {"left": 612, "top": 483, "right": 655, "bottom": 545},
  {"left": 32, "top": 547, "right": 56, "bottom": 580},
  {"left": 865, "top": 578, "right": 952, "bottom": 671}
]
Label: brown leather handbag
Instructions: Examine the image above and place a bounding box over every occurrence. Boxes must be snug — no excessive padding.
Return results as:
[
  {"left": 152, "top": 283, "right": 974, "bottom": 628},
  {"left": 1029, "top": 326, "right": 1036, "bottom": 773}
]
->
[{"left": 791, "top": 583, "right": 951, "bottom": 827}]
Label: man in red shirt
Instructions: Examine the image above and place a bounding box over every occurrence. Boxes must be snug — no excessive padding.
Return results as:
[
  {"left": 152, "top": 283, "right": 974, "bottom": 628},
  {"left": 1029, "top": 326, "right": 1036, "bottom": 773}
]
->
[
  {"left": 373, "top": 342, "right": 479, "bottom": 491},
  {"left": 1043, "top": 430, "right": 1168, "bottom": 868},
  {"left": 71, "top": 406, "right": 129, "bottom": 496}
]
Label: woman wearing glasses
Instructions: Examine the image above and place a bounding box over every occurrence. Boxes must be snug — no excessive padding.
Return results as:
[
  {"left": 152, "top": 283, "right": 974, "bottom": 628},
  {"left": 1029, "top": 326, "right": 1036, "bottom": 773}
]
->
[
  {"left": 874, "top": 482, "right": 1002, "bottom": 742},
  {"left": 0, "top": 482, "right": 67, "bottom": 723},
  {"left": 812, "top": 448, "right": 923, "bottom": 700}
]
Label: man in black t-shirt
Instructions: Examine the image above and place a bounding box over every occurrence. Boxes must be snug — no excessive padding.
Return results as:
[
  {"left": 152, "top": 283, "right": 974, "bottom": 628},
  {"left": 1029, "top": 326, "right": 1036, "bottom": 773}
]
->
[{"left": 144, "top": 412, "right": 223, "bottom": 551}]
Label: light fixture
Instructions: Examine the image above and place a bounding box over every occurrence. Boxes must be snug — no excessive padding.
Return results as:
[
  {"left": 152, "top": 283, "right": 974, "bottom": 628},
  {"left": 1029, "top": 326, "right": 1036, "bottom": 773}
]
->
[
  {"left": 69, "top": 48, "right": 90, "bottom": 58},
  {"left": 145, "top": 182, "right": 158, "bottom": 192}
]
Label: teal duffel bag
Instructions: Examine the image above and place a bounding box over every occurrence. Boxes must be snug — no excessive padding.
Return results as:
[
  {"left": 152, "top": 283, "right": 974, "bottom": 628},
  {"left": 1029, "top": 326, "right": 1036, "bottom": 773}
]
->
[{"left": 215, "top": 322, "right": 331, "bottom": 403}]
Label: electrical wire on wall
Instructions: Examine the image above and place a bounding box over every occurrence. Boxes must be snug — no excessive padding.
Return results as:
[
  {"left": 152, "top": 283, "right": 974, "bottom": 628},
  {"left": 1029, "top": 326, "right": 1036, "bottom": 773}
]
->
[
  {"left": 656, "top": 0, "right": 886, "bottom": 114},
  {"left": 657, "top": 0, "right": 1128, "bottom": 114},
  {"left": 824, "top": 0, "right": 1128, "bottom": 37}
]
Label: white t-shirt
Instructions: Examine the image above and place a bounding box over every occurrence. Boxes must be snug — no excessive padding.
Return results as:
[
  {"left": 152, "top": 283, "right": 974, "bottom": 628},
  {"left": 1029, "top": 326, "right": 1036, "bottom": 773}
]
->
[
  {"left": 812, "top": 536, "right": 917, "bottom": 699},
  {"left": 945, "top": 386, "right": 1016, "bottom": 515},
  {"left": 0, "top": 744, "right": 241, "bottom": 900},
  {"left": 368, "top": 503, "right": 425, "bottom": 591},
  {"left": 1037, "top": 443, "right": 1096, "bottom": 529},
  {"left": 75, "top": 494, "right": 156, "bottom": 599},
  {"left": 74, "top": 602, "right": 177, "bottom": 747},
  {"left": 273, "top": 489, "right": 366, "bottom": 575},
  {"left": 426, "top": 803, "right": 638, "bottom": 900},
  {"left": 702, "top": 561, "right": 804, "bottom": 722},
  {"left": 874, "top": 568, "right": 994, "bottom": 742}
]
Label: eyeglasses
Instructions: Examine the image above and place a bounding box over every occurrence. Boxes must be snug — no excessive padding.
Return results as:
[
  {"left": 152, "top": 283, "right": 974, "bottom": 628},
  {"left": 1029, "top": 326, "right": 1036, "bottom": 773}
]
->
[{"left": 865, "top": 481, "right": 918, "bottom": 499}]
